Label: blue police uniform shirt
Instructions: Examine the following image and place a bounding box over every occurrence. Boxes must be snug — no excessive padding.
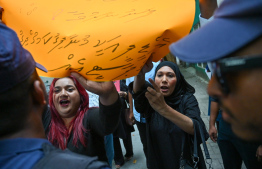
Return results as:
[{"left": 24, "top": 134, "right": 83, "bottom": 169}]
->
[
  {"left": 0, "top": 138, "right": 50, "bottom": 169},
  {"left": 126, "top": 61, "right": 160, "bottom": 123},
  {"left": 0, "top": 138, "right": 111, "bottom": 169}
]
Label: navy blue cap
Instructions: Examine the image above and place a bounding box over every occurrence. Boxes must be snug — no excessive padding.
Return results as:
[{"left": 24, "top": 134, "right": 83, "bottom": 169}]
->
[
  {"left": 0, "top": 23, "right": 47, "bottom": 93},
  {"left": 169, "top": 0, "right": 262, "bottom": 63}
]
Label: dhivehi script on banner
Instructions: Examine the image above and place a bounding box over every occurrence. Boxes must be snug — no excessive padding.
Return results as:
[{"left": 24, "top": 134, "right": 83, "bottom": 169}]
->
[{"left": 0, "top": 0, "right": 195, "bottom": 81}]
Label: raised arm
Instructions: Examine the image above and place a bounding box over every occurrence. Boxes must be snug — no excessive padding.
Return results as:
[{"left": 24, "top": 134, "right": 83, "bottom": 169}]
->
[
  {"left": 133, "top": 56, "right": 153, "bottom": 93},
  {"left": 71, "top": 72, "right": 118, "bottom": 106},
  {"left": 71, "top": 72, "right": 121, "bottom": 135}
]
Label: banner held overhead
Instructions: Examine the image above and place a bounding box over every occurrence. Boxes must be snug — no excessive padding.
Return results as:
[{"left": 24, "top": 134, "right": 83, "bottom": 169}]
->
[{"left": 1, "top": 0, "right": 195, "bottom": 81}]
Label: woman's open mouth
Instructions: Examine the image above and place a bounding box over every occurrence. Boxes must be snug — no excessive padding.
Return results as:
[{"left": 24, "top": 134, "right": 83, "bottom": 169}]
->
[
  {"left": 160, "top": 86, "right": 169, "bottom": 92},
  {"left": 59, "top": 100, "right": 70, "bottom": 107}
]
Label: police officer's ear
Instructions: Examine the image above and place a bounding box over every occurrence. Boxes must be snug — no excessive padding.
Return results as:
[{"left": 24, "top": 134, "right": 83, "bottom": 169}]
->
[{"left": 32, "top": 79, "right": 47, "bottom": 106}]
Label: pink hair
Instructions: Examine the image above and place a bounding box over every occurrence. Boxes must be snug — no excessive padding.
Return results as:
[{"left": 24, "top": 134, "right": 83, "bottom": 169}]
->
[{"left": 48, "top": 76, "right": 89, "bottom": 150}]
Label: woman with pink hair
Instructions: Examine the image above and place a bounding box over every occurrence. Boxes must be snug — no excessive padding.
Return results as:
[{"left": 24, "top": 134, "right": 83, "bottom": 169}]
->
[{"left": 42, "top": 73, "right": 121, "bottom": 163}]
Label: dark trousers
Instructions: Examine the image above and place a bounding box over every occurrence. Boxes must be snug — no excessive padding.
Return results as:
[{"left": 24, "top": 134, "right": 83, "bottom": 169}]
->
[
  {"left": 218, "top": 119, "right": 262, "bottom": 169},
  {"left": 113, "top": 132, "right": 133, "bottom": 165},
  {"left": 135, "top": 119, "right": 148, "bottom": 168}
]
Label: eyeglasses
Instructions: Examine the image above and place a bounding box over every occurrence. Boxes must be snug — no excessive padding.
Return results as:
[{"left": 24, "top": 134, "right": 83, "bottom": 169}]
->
[{"left": 211, "top": 54, "right": 262, "bottom": 94}]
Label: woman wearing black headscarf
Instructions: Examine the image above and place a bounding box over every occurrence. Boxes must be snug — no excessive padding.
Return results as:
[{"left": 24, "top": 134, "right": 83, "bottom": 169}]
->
[{"left": 129, "top": 59, "right": 209, "bottom": 169}]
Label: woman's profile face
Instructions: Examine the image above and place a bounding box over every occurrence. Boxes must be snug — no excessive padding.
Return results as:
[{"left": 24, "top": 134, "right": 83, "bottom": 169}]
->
[
  {"left": 53, "top": 77, "right": 81, "bottom": 119},
  {"left": 155, "top": 66, "right": 177, "bottom": 97}
]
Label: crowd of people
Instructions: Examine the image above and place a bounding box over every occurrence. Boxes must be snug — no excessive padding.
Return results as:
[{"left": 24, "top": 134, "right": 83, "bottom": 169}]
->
[{"left": 1, "top": 0, "right": 262, "bottom": 169}]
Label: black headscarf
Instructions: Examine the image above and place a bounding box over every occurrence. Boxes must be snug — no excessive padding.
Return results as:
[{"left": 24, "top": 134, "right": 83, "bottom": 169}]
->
[{"left": 154, "top": 61, "right": 195, "bottom": 108}]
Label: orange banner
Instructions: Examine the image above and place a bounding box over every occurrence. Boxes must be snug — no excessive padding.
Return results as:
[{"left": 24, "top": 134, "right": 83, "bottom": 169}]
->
[{"left": 0, "top": 0, "right": 195, "bottom": 81}]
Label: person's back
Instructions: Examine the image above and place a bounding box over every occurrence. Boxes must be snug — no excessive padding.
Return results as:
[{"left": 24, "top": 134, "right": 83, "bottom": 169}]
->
[{"left": 0, "top": 23, "right": 109, "bottom": 169}]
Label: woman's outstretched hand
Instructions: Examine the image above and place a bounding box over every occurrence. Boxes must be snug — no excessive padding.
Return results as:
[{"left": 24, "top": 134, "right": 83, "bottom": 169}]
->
[
  {"left": 71, "top": 72, "right": 118, "bottom": 105},
  {"left": 145, "top": 78, "right": 168, "bottom": 115}
]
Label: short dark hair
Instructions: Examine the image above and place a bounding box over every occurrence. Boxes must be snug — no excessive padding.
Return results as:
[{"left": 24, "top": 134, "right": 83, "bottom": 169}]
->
[{"left": 0, "top": 70, "right": 39, "bottom": 137}]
